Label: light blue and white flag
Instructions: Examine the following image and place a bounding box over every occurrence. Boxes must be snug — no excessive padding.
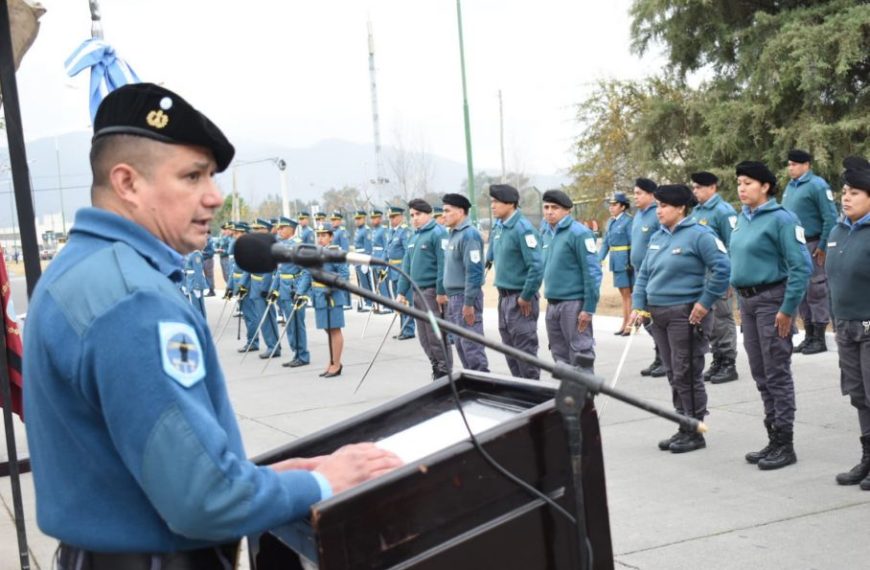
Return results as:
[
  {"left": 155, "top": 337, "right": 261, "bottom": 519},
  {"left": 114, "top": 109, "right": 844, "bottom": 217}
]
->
[{"left": 65, "top": 38, "right": 140, "bottom": 122}]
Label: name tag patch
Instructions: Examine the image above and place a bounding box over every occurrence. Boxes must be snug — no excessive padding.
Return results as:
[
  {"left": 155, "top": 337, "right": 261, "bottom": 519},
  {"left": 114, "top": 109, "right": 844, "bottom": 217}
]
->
[
  {"left": 649, "top": 244, "right": 661, "bottom": 251},
  {"left": 158, "top": 322, "right": 206, "bottom": 388}
]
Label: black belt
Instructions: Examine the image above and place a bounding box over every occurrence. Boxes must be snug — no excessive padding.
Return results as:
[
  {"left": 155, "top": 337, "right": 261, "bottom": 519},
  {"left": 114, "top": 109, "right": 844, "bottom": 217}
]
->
[
  {"left": 498, "top": 288, "right": 522, "bottom": 296},
  {"left": 57, "top": 542, "right": 238, "bottom": 570},
  {"left": 806, "top": 235, "right": 820, "bottom": 242},
  {"left": 735, "top": 280, "right": 786, "bottom": 298}
]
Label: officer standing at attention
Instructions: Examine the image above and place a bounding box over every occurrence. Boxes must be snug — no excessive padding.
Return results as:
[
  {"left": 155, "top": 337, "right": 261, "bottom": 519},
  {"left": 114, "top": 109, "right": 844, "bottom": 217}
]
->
[
  {"left": 297, "top": 211, "right": 315, "bottom": 245},
  {"left": 398, "top": 199, "right": 452, "bottom": 378},
  {"left": 630, "top": 178, "right": 665, "bottom": 376},
  {"left": 312, "top": 225, "right": 350, "bottom": 377},
  {"left": 352, "top": 210, "right": 374, "bottom": 310},
  {"left": 598, "top": 192, "right": 634, "bottom": 335},
  {"left": 22, "top": 83, "right": 401, "bottom": 568},
  {"left": 730, "top": 160, "right": 811, "bottom": 470},
  {"left": 370, "top": 208, "right": 391, "bottom": 308},
  {"left": 216, "top": 222, "right": 233, "bottom": 286},
  {"left": 690, "top": 171, "right": 740, "bottom": 384},
  {"left": 183, "top": 249, "right": 207, "bottom": 318},
  {"left": 330, "top": 210, "right": 350, "bottom": 251},
  {"left": 782, "top": 149, "right": 839, "bottom": 355},
  {"left": 225, "top": 222, "right": 258, "bottom": 352},
  {"left": 201, "top": 233, "right": 216, "bottom": 296},
  {"left": 487, "top": 184, "right": 543, "bottom": 380},
  {"left": 541, "top": 190, "right": 602, "bottom": 367},
  {"left": 269, "top": 217, "right": 311, "bottom": 368},
  {"left": 249, "top": 218, "right": 281, "bottom": 359},
  {"left": 437, "top": 193, "right": 489, "bottom": 372},
  {"left": 434, "top": 205, "right": 446, "bottom": 226},
  {"left": 826, "top": 160, "right": 870, "bottom": 489},
  {"left": 386, "top": 206, "right": 415, "bottom": 339},
  {"left": 631, "top": 185, "right": 731, "bottom": 453}
]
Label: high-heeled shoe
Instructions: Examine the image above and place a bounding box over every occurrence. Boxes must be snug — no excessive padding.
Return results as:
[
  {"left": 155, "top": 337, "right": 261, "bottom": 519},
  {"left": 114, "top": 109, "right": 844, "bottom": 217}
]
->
[{"left": 321, "top": 365, "right": 343, "bottom": 378}]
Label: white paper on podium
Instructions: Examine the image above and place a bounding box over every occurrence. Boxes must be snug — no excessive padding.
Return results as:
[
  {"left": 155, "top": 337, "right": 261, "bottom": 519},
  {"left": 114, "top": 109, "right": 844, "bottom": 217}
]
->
[{"left": 375, "top": 400, "right": 519, "bottom": 463}]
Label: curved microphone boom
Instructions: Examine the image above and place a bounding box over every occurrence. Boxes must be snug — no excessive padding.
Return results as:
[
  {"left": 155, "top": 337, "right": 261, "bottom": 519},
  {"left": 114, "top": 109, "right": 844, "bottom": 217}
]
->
[{"left": 234, "top": 233, "right": 384, "bottom": 273}]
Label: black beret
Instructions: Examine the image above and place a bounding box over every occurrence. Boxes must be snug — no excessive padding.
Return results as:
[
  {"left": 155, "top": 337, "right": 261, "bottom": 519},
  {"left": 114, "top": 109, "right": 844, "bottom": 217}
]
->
[
  {"left": 843, "top": 156, "right": 870, "bottom": 171},
  {"left": 736, "top": 160, "right": 778, "bottom": 188},
  {"left": 787, "top": 149, "right": 812, "bottom": 163},
  {"left": 408, "top": 198, "right": 433, "bottom": 213},
  {"left": 690, "top": 171, "right": 719, "bottom": 186},
  {"left": 654, "top": 184, "right": 697, "bottom": 208},
  {"left": 634, "top": 178, "right": 657, "bottom": 193},
  {"left": 93, "top": 83, "right": 235, "bottom": 172},
  {"left": 442, "top": 193, "right": 471, "bottom": 211},
  {"left": 844, "top": 169, "right": 870, "bottom": 192},
  {"left": 489, "top": 184, "right": 520, "bottom": 204},
  {"left": 542, "top": 189, "right": 573, "bottom": 209}
]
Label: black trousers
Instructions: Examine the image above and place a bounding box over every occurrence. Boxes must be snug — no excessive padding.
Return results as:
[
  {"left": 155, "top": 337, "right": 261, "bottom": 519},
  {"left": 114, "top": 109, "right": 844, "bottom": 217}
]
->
[{"left": 56, "top": 542, "right": 238, "bottom": 570}]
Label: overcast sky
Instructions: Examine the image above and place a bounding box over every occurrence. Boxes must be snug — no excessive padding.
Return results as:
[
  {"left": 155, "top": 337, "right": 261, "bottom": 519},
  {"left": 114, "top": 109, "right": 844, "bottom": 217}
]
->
[{"left": 16, "top": 0, "right": 661, "bottom": 177}]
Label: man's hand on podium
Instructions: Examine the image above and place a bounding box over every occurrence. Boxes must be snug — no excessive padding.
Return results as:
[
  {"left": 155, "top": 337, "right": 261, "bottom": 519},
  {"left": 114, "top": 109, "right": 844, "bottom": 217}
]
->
[{"left": 315, "top": 443, "right": 403, "bottom": 494}]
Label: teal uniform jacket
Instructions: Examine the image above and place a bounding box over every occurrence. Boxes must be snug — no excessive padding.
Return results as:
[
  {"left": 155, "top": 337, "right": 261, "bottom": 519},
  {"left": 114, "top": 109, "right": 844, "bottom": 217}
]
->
[
  {"left": 543, "top": 215, "right": 603, "bottom": 313},
  {"left": 690, "top": 193, "right": 738, "bottom": 246},
  {"left": 630, "top": 204, "right": 659, "bottom": 270},
  {"left": 599, "top": 213, "right": 632, "bottom": 273},
  {"left": 487, "top": 210, "right": 543, "bottom": 301},
  {"left": 443, "top": 219, "right": 485, "bottom": 304},
  {"left": 299, "top": 225, "right": 315, "bottom": 245},
  {"left": 782, "top": 170, "right": 839, "bottom": 250},
  {"left": 825, "top": 213, "right": 870, "bottom": 320},
  {"left": 541, "top": 220, "right": 556, "bottom": 265},
  {"left": 632, "top": 219, "right": 731, "bottom": 310},
  {"left": 729, "top": 199, "right": 812, "bottom": 316},
  {"left": 398, "top": 219, "right": 447, "bottom": 296}
]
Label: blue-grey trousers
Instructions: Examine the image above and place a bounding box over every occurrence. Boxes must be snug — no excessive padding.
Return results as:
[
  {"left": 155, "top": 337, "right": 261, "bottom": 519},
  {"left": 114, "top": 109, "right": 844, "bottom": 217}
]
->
[
  {"left": 545, "top": 299, "right": 594, "bottom": 367},
  {"left": 497, "top": 292, "right": 540, "bottom": 380},
  {"left": 836, "top": 319, "right": 870, "bottom": 436},
  {"left": 710, "top": 295, "right": 738, "bottom": 360},
  {"left": 413, "top": 288, "right": 452, "bottom": 374},
  {"left": 798, "top": 239, "right": 830, "bottom": 325},
  {"left": 447, "top": 292, "right": 489, "bottom": 372}
]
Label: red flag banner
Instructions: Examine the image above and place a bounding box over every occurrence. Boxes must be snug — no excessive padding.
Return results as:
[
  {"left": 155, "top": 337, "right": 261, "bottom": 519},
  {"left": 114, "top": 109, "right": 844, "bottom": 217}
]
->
[{"left": 0, "top": 247, "right": 24, "bottom": 419}]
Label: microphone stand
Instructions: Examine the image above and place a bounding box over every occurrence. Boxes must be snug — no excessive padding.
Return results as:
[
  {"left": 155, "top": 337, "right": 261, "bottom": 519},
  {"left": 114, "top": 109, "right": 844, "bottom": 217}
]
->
[{"left": 308, "top": 266, "right": 706, "bottom": 570}]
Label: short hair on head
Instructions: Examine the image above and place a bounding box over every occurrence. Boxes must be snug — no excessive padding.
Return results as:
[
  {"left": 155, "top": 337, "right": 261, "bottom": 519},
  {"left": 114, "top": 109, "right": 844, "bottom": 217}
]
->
[{"left": 89, "top": 134, "right": 169, "bottom": 199}]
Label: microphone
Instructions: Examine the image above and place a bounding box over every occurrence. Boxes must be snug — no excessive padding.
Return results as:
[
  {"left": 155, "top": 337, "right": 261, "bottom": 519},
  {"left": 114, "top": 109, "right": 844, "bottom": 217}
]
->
[{"left": 234, "top": 232, "right": 382, "bottom": 273}]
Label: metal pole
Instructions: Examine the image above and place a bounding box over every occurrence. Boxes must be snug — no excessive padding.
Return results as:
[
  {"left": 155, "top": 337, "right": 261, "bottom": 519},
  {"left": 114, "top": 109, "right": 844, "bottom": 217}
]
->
[
  {"left": 456, "top": 0, "right": 477, "bottom": 225},
  {"left": 280, "top": 167, "right": 290, "bottom": 218},
  {"left": 55, "top": 137, "right": 66, "bottom": 234},
  {"left": 232, "top": 167, "right": 239, "bottom": 222}
]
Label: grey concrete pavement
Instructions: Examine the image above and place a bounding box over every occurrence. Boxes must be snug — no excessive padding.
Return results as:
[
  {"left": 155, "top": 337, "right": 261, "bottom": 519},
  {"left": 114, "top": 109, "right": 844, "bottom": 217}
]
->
[{"left": 1, "top": 293, "right": 867, "bottom": 569}]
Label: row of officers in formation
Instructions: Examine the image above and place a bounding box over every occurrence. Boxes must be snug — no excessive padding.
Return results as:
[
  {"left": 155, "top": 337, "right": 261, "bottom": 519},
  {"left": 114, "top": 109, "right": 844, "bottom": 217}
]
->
[{"left": 181, "top": 151, "right": 870, "bottom": 489}]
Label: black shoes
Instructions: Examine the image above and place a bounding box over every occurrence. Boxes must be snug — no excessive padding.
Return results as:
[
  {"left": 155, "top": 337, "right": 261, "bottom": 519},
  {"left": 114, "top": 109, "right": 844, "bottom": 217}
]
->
[
  {"left": 238, "top": 345, "right": 258, "bottom": 353},
  {"left": 703, "top": 357, "right": 722, "bottom": 382},
  {"left": 658, "top": 429, "right": 705, "bottom": 453},
  {"left": 259, "top": 350, "right": 280, "bottom": 359},
  {"left": 658, "top": 430, "right": 681, "bottom": 451},
  {"left": 800, "top": 323, "right": 828, "bottom": 355},
  {"left": 757, "top": 428, "right": 797, "bottom": 470},
  {"left": 319, "top": 365, "right": 343, "bottom": 378},
  {"left": 746, "top": 421, "right": 775, "bottom": 464},
  {"left": 393, "top": 333, "right": 416, "bottom": 340},
  {"left": 282, "top": 359, "right": 309, "bottom": 368},
  {"left": 710, "top": 358, "right": 739, "bottom": 384},
  {"left": 641, "top": 358, "right": 666, "bottom": 377},
  {"left": 836, "top": 436, "right": 870, "bottom": 486}
]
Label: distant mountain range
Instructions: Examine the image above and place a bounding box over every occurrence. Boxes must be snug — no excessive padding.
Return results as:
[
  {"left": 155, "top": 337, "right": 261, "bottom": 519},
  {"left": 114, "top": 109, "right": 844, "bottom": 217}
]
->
[{"left": 0, "top": 132, "right": 569, "bottom": 227}]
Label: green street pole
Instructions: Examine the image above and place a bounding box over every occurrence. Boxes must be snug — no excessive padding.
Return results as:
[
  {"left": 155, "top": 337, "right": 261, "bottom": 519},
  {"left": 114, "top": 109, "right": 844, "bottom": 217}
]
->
[{"left": 456, "top": 0, "right": 477, "bottom": 224}]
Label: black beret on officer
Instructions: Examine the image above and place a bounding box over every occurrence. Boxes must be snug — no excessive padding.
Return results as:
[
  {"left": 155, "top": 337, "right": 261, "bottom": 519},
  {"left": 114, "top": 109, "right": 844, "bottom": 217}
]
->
[
  {"left": 635, "top": 177, "right": 658, "bottom": 193},
  {"left": 442, "top": 193, "right": 471, "bottom": 212},
  {"left": 408, "top": 198, "right": 433, "bottom": 213},
  {"left": 654, "top": 184, "right": 698, "bottom": 208},
  {"left": 542, "top": 189, "right": 573, "bottom": 209},
  {"left": 736, "top": 160, "right": 778, "bottom": 192},
  {"left": 787, "top": 149, "right": 813, "bottom": 164},
  {"left": 843, "top": 155, "right": 870, "bottom": 171},
  {"left": 690, "top": 171, "right": 719, "bottom": 187},
  {"left": 489, "top": 184, "right": 520, "bottom": 204},
  {"left": 93, "top": 82, "right": 235, "bottom": 172},
  {"left": 844, "top": 169, "right": 870, "bottom": 192}
]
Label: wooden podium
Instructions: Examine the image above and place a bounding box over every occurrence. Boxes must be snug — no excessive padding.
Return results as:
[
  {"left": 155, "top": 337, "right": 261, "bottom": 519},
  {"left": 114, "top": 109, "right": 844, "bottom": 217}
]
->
[{"left": 250, "top": 370, "right": 613, "bottom": 570}]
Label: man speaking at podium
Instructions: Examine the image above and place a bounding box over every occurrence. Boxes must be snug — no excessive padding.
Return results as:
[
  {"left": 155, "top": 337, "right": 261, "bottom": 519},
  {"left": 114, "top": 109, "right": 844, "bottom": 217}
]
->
[{"left": 22, "top": 83, "right": 400, "bottom": 569}]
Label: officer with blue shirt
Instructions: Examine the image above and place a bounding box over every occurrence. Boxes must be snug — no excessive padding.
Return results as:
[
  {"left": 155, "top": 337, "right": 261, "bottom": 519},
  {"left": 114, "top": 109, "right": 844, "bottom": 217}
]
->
[
  {"left": 599, "top": 191, "right": 634, "bottom": 335},
  {"left": 268, "top": 217, "right": 311, "bottom": 368},
  {"left": 183, "top": 249, "right": 207, "bottom": 317},
  {"left": 225, "top": 222, "right": 259, "bottom": 352},
  {"left": 630, "top": 178, "right": 666, "bottom": 376},
  {"left": 731, "top": 160, "right": 812, "bottom": 471},
  {"left": 297, "top": 211, "right": 315, "bottom": 245},
  {"left": 312, "top": 225, "right": 351, "bottom": 377},
  {"left": 22, "top": 83, "right": 400, "bottom": 569},
  {"left": 437, "top": 193, "right": 489, "bottom": 372},
  {"left": 487, "top": 184, "right": 544, "bottom": 380},
  {"left": 330, "top": 210, "right": 350, "bottom": 251},
  {"left": 386, "top": 206, "right": 415, "bottom": 339},
  {"left": 783, "top": 149, "right": 839, "bottom": 355},
  {"left": 370, "top": 208, "right": 392, "bottom": 310},
  {"left": 201, "top": 234, "right": 216, "bottom": 296},
  {"left": 827, "top": 162, "right": 870, "bottom": 489},
  {"left": 248, "top": 218, "right": 281, "bottom": 359},
  {"left": 352, "top": 210, "right": 374, "bottom": 310},
  {"left": 216, "top": 222, "right": 233, "bottom": 287},
  {"left": 631, "top": 185, "right": 731, "bottom": 453},
  {"left": 541, "top": 190, "right": 603, "bottom": 367}
]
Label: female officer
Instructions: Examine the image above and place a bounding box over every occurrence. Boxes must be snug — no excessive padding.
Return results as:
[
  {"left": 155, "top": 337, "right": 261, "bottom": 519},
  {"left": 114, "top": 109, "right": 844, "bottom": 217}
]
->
[
  {"left": 312, "top": 226, "right": 350, "bottom": 378},
  {"left": 827, "top": 162, "right": 870, "bottom": 488},
  {"left": 630, "top": 185, "right": 730, "bottom": 453},
  {"left": 598, "top": 192, "right": 633, "bottom": 334},
  {"left": 730, "top": 161, "right": 811, "bottom": 471}
]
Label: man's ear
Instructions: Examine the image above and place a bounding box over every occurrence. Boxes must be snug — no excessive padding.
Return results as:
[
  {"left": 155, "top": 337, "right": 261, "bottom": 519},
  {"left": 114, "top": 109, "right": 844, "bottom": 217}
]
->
[{"left": 107, "top": 163, "right": 141, "bottom": 206}]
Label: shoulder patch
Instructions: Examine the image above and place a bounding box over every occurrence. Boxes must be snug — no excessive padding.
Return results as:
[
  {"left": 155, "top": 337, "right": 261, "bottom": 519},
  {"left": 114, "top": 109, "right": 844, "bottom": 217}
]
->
[
  {"left": 441, "top": 238, "right": 448, "bottom": 250},
  {"left": 714, "top": 238, "right": 727, "bottom": 253},
  {"left": 470, "top": 249, "right": 481, "bottom": 263},
  {"left": 158, "top": 322, "right": 206, "bottom": 388},
  {"left": 826, "top": 189, "right": 834, "bottom": 202},
  {"left": 728, "top": 215, "right": 737, "bottom": 229},
  {"left": 524, "top": 234, "right": 538, "bottom": 248},
  {"left": 584, "top": 237, "right": 597, "bottom": 253},
  {"left": 795, "top": 226, "right": 806, "bottom": 244}
]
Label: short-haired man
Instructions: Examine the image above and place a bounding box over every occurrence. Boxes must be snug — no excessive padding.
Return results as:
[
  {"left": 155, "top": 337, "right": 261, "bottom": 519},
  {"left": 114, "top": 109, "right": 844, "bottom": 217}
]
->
[
  {"left": 386, "top": 206, "right": 415, "bottom": 339},
  {"left": 630, "top": 178, "right": 664, "bottom": 376},
  {"left": 352, "top": 210, "right": 374, "bottom": 310}
]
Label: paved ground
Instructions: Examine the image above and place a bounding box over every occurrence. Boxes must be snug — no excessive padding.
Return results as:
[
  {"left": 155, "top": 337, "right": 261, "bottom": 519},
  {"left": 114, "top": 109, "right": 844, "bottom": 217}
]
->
[{"left": 2, "top": 289, "right": 868, "bottom": 569}]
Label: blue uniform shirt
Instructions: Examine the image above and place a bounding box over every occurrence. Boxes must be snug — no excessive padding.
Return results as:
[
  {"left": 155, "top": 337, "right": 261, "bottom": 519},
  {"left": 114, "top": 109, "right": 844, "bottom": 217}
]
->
[
  {"left": 599, "top": 213, "right": 632, "bottom": 273},
  {"left": 202, "top": 236, "right": 215, "bottom": 257},
  {"left": 543, "top": 215, "right": 602, "bottom": 313},
  {"left": 825, "top": 213, "right": 870, "bottom": 321},
  {"left": 371, "top": 225, "right": 388, "bottom": 260},
  {"left": 690, "top": 193, "right": 737, "bottom": 247},
  {"left": 299, "top": 225, "right": 315, "bottom": 245},
  {"left": 23, "top": 208, "right": 324, "bottom": 552},
  {"left": 443, "top": 219, "right": 485, "bottom": 304},
  {"left": 630, "top": 204, "right": 659, "bottom": 270},
  {"left": 184, "top": 250, "right": 207, "bottom": 292},
  {"left": 269, "top": 235, "right": 312, "bottom": 300},
  {"left": 332, "top": 226, "right": 350, "bottom": 251},
  {"left": 386, "top": 222, "right": 412, "bottom": 278},
  {"left": 782, "top": 170, "right": 839, "bottom": 250},
  {"left": 353, "top": 225, "right": 373, "bottom": 254}
]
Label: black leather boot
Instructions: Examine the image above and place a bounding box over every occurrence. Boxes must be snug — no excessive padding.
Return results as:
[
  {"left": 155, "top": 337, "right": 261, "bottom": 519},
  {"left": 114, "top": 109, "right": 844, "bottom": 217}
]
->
[
  {"left": 703, "top": 355, "right": 722, "bottom": 382},
  {"left": 745, "top": 421, "right": 775, "bottom": 464},
  {"left": 670, "top": 430, "right": 706, "bottom": 453},
  {"left": 758, "top": 427, "right": 797, "bottom": 470},
  {"left": 641, "top": 355, "right": 663, "bottom": 377},
  {"left": 793, "top": 323, "right": 813, "bottom": 353},
  {"left": 658, "top": 430, "right": 682, "bottom": 451},
  {"left": 836, "top": 436, "right": 870, "bottom": 485},
  {"left": 710, "top": 358, "right": 739, "bottom": 384},
  {"left": 801, "top": 323, "right": 828, "bottom": 355}
]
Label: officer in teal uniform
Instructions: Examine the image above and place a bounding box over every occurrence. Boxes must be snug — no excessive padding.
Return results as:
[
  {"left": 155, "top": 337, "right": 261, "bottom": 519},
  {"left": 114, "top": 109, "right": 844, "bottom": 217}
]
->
[
  {"left": 23, "top": 82, "right": 400, "bottom": 568},
  {"left": 297, "top": 211, "right": 315, "bottom": 245},
  {"left": 631, "top": 185, "right": 731, "bottom": 453},
  {"left": 216, "top": 222, "right": 233, "bottom": 286},
  {"left": 268, "top": 217, "right": 311, "bottom": 368},
  {"left": 827, "top": 162, "right": 870, "bottom": 489},
  {"left": 690, "top": 171, "right": 740, "bottom": 384},
  {"left": 386, "top": 206, "right": 415, "bottom": 339},
  {"left": 599, "top": 191, "right": 634, "bottom": 334},
  {"left": 201, "top": 234, "right": 216, "bottom": 296},
  {"left": 312, "top": 225, "right": 350, "bottom": 378},
  {"left": 248, "top": 219, "right": 280, "bottom": 359},
  {"left": 730, "top": 160, "right": 811, "bottom": 471},
  {"left": 183, "top": 249, "right": 207, "bottom": 318},
  {"left": 630, "top": 178, "right": 665, "bottom": 374},
  {"left": 352, "top": 210, "right": 374, "bottom": 310},
  {"left": 370, "top": 208, "right": 392, "bottom": 310},
  {"left": 783, "top": 149, "right": 839, "bottom": 355},
  {"left": 487, "top": 184, "right": 544, "bottom": 380}
]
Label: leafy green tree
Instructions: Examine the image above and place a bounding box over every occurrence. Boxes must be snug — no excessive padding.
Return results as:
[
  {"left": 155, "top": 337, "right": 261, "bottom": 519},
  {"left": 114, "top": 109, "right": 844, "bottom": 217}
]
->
[{"left": 212, "top": 196, "right": 250, "bottom": 234}]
